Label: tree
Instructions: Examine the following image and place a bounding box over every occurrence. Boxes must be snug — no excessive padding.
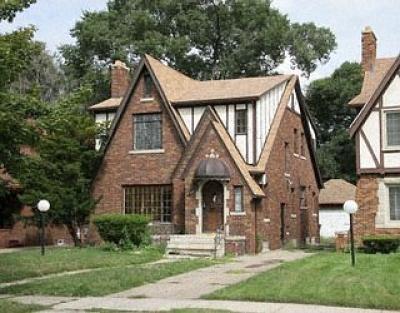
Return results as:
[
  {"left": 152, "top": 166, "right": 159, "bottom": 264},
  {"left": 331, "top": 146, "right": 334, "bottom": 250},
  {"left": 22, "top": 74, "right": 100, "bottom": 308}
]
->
[
  {"left": 0, "top": 0, "right": 37, "bottom": 22},
  {"left": 18, "top": 88, "right": 102, "bottom": 246},
  {"left": 306, "top": 62, "right": 363, "bottom": 182},
  {"left": 61, "top": 0, "right": 336, "bottom": 103}
]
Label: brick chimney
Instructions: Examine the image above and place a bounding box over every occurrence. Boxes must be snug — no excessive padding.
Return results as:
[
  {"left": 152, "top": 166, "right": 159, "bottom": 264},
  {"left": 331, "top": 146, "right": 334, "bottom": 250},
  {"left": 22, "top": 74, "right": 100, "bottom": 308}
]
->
[
  {"left": 111, "top": 60, "right": 130, "bottom": 98},
  {"left": 361, "top": 26, "right": 377, "bottom": 73}
]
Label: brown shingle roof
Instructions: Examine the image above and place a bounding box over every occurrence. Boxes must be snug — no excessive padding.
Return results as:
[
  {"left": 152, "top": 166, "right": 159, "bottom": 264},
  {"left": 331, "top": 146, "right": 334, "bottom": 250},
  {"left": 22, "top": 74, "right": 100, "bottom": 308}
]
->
[
  {"left": 146, "top": 54, "right": 291, "bottom": 104},
  {"left": 88, "top": 97, "right": 122, "bottom": 111},
  {"left": 349, "top": 57, "right": 396, "bottom": 108},
  {"left": 319, "top": 179, "right": 356, "bottom": 206}
]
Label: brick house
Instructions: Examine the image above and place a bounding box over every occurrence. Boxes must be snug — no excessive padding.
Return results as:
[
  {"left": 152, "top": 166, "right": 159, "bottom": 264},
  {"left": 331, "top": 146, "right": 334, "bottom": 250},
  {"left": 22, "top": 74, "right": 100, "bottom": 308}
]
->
[
  {"left": 89, "top": 55, "right": 323, "bottom": 254},
  {"left": 349, "top": 27, "right": 400, "bottom": 239}
]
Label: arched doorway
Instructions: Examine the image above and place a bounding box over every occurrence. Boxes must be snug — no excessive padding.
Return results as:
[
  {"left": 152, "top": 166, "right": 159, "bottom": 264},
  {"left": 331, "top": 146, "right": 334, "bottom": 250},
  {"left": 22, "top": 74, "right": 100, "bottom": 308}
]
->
[{"left": 202, "top": 181, "right": 224, "bottom": 233}]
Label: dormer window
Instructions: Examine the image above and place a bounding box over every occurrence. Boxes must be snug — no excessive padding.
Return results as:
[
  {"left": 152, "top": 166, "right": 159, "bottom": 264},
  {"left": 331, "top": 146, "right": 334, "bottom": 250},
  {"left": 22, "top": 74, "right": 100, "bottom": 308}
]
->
[
  {"left": 143, "top": 72, "right": 153, "bottom": 98},
  {"left": 384, "top": 110, "right": 400, "bottom": 149},
  {"left": 235, "top": 107, "right": 247, "bottom": 135}
]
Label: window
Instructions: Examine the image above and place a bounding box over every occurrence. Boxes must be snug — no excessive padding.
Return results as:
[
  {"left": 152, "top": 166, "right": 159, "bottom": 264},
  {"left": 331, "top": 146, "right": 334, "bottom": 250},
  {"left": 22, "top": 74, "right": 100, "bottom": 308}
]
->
[
  {"left": 300, "top": 132, "right": 305, "bottom": 156},
  {"left": 234, "top": 186, "right": 244, "bottom": 213},
  {"left": 124, "top": 185, "right": 172, "bottom": 222},
  {"left": 284, "top": 142, "right": 290, "bottom": 174},
  {"left": 143, "top": 72, "right": 153, "bottom": 98},
  {"left": 386, "top": 111, "right": 400, "bottom": 147},
  {"left": 300, "top": 186, "right": 307, "bottom": 208},
  {"left": 293, "top": 128, "right": 298, "bottom": 154},
  {"left": 133, "top": 113, "right": 162, "bottom": 150},
  {"left": 235, "top": 108, "right": 247, "bottom": 134},
  {"left": 389, "top": 186, "right": 400, "bottom": 220}
]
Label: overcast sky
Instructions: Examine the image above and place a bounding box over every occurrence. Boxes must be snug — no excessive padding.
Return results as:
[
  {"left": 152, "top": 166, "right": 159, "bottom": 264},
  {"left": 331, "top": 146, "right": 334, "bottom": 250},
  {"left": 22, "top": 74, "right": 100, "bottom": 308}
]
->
[{"left": 1, "top": 0, "right": 399, "bottom": 83}]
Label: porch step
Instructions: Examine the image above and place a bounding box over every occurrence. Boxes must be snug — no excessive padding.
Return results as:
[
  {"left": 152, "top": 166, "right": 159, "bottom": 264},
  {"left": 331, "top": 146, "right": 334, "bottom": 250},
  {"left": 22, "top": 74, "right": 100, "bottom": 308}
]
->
[{"left": 165, "top": 234, "right": 225, "bottom": 258}]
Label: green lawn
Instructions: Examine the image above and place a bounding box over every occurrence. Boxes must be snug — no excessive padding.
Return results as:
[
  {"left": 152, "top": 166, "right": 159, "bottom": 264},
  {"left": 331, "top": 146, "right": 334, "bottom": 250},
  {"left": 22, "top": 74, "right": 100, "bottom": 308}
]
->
[
  {"left": 1, "top": 259, "right": 219, "bottom": 297},
  {"left": 0, "top": 298, "right": 48, "bottom": 313},
  {"left": 0, "top": 245, "right": 163, "bottom": 283},
  {"left": 206, "top": 252, "right": 400, "bottom": 310}
]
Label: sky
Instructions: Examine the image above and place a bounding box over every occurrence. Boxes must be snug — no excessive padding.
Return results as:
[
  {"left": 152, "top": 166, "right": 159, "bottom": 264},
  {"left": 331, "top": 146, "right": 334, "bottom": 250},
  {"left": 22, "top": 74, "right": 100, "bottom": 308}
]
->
[{"left": 1, "top": 0, "right": 399, "bottom": 83}]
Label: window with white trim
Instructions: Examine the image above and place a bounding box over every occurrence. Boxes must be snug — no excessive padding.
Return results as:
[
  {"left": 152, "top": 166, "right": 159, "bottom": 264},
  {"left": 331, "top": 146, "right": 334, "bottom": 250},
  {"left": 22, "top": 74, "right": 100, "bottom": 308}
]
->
[
  {"left": 234, "top": 186, "right": 244, "bottom": 213},
  {"left": 133, "top": 113, "right": 162, "bottom": 150},
  {"left": 124, "top": 185, "right": 172, "bottom": 222},
  {"left": 235, "top": 108, "right": 247, "bottom": 135},
  {"left": 385, "top": 110, "right": 400, "bottom": 148},
  {"left": 389, "top": 185, "right": 400, "bottom": 220}
]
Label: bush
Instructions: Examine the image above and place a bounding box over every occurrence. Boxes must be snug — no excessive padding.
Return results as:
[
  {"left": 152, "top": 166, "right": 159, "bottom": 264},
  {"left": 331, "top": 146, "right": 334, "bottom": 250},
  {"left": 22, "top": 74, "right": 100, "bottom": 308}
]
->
[
  {"left": 93, "top": 214, "right": 151, "bottom": 248},
  {"left": 362, "top": 235, "right": 400, "bottom": 254}
]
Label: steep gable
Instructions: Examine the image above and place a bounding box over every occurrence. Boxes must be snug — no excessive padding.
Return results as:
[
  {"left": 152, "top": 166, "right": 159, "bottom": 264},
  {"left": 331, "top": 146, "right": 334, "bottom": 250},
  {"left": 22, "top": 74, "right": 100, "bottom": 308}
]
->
[
  {"left": 349, "top": 55, "right": 400, "bottom": 137},
  {"left": 173, "top": 106, "right": 264, "bottom": 198}
]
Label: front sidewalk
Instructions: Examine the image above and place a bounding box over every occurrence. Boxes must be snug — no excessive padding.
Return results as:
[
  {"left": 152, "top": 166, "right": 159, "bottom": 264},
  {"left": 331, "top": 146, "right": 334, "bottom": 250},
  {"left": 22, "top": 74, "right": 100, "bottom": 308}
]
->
[{"left": 12, "top": 296, "right": 398, "bottom": 313}]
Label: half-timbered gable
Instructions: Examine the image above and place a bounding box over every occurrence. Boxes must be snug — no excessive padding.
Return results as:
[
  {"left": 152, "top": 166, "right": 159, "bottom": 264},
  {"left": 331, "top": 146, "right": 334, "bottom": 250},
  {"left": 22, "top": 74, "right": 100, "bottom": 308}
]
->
[{"left": 349, "top": 27, "right": 400, "bottom": 238}]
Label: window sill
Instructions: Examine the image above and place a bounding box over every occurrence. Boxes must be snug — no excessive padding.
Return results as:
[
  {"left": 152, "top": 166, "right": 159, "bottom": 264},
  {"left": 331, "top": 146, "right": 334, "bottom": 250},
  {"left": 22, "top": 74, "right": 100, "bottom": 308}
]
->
[
  {"left": 230, "top": 212, "right": 246, "bottom": 216},
  {"left": 284, "top": 173, "right": 291, "bottom": 178},
  {"left": 129, "top": 149, "right": 164, "bottom": 155},
  {"left": 140, "top": 97, "right": 154, "bottom": 103},
  {"left": 382, "top": 147, "right": 400, "bottom": 153},
  {"left": 294, "top": 153, "right": 306, "bottom": 160}
]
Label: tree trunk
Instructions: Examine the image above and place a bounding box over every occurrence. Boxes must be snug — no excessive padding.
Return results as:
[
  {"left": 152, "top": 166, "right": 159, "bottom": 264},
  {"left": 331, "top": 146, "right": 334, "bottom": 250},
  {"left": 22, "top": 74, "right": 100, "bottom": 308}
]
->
[{"left": 66, "top": 224, "right": 81, "bottom": 247}]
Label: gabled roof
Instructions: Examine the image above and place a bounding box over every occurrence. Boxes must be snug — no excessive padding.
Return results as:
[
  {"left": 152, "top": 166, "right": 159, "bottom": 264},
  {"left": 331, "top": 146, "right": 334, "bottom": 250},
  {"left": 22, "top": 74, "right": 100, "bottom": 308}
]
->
[
  {"left": 349, "top": 57, "right": 396, "bottom": 108},
  {"left": 349, "top": 54, "right": 400, "bottom": 137},
  {"left": 174, "top": 106, "right": 265, "bottom": 198},
  {"left": 248, "top": 76, "right": 323, "bottom": 188},
  {"left": 146, "top": 54, "right": 291, "bottom": 105},
  {"left": 319, "top": 179, "right": 356, "bottom": 205}
]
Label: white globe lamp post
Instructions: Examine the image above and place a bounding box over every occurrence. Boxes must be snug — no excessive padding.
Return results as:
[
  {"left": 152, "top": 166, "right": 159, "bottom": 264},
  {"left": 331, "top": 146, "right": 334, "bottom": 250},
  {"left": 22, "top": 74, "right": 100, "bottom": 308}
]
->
[
  {"left": 37, "top": 200, "right": 50, "bottom": 256},
  {"left": 343, "top": 200, "right": 359, "bottom": 266}
]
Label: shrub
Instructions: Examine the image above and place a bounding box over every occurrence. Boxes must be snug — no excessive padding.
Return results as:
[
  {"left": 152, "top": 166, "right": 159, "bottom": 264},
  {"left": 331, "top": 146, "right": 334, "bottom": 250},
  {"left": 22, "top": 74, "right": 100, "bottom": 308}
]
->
[
  {"left": 93, "top": 214, "right": 151, "bottom": 248},
  {"left": 362, "top": 235, "right": 400, "bottom": 254}
]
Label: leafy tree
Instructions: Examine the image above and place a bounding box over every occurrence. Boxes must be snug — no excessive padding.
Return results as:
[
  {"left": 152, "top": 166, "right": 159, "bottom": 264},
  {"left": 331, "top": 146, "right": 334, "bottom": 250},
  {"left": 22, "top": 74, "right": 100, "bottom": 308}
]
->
[
  {"left": 0, "top": 0, "right": 37, "bottom": 22},
  {"left": 61, "top": 0, "right": 336, "bottom": 102},
  {"left": 306, "top": 62, "right": 363, "bottom": 182},
  {"left": 18, "top": 88, "right": 102, "bottom": 246}
]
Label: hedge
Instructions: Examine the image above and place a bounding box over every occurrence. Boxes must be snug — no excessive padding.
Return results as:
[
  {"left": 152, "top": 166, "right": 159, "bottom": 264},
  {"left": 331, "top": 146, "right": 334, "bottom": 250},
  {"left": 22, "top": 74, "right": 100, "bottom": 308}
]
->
[
  {"left": 362, "top": 235, "right": 400, "bottom": 254},
  {"left": 93, "top": 214, "right": 151, "bottom": 248}
]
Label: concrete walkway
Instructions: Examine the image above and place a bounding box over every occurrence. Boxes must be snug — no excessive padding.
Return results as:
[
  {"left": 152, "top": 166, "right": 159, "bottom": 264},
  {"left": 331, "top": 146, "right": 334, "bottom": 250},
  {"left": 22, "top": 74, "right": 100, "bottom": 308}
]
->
[
  {"left": 110, "top": 250, "right": 307, "bottom": 299},
  {"left": 10, "top": 295, "right": 399, "bottom": 313}
]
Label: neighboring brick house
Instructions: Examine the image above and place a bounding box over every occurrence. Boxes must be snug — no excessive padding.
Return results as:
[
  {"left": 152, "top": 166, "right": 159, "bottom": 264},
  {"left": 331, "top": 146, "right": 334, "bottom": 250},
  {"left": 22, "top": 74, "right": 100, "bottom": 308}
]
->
[
  {"left": 90, "top": 55, "right": 323, "bottom": 254},
  {"left": 318, "top": 179, "right": 355, "bottom": 238},
  {"left": 349, "top": 27, "right": 400, "bottom": 240}
]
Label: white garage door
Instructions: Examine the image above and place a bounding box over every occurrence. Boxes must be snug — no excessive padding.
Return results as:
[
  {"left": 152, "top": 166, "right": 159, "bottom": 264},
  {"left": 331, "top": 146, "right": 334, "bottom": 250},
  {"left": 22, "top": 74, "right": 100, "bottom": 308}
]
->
[{"left": 319, "top": 209, "right": 350, "bottom": 238}]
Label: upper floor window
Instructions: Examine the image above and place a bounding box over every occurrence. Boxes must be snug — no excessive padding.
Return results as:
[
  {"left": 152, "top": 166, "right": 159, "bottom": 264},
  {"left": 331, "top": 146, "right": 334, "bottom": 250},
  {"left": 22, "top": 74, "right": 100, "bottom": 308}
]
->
[
  {"left": 143, "top": 72, "right": 153, "bottom": 98},
  {"left": 300, "top": 186, "right": 307, "bottom": 208},
  {"left": 389, "top": 185, "right": 400, "bottom": 220},
  {"left": 133, "top": 113, "right": 162, "bottom": 150},
  {"left": 293, "top": 128, "right": 299, "bottom": 154},
  {"left": 284, "top": 142, "right": 290, "bottom": 174},
  {"left": 234, "top": 186, "right": 244, "bottom": 213},
  {"left": 300, "top": 132, "right": 305, "bottom": 156},
  {"left": 235, "top": 108, "right": 247, "bottom": 135},
  {"left": 385, "top": 110, "right": 400, "bottom": 148}
]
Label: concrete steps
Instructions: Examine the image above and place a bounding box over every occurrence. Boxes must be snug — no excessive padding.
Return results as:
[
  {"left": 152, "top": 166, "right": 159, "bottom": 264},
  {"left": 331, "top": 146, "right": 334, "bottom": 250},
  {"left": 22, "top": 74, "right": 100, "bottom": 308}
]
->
[{"left": 166, "top": 234, "right": 225, "bottom": 258}]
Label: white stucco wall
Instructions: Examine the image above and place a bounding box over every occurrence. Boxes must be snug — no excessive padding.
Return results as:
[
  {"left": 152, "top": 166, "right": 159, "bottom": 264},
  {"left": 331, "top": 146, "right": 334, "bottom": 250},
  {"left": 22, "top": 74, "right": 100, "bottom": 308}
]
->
[{"left": 319, "top": 208, "right": 350, "bottom": 238}]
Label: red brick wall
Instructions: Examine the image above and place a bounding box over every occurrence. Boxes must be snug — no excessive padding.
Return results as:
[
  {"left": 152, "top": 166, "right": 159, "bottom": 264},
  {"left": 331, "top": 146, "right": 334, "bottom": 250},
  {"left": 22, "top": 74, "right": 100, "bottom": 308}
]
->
[
  {"left": 91, "top": 72, "right": 185, "bottom": 231},
  {"left": 261, "top": 108, "right": 320, "bottom": 249},
  {"left": 111, "top": 62, "right": 130, "bottom": 98},
  {"left": 354, "top": 175, "right": 400, "bottom": 240}
]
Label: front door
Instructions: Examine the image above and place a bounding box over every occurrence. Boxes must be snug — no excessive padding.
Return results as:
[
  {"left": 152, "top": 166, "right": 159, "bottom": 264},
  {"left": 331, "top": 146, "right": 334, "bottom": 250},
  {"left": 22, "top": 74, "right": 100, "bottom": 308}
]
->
[
  {"left": 300, "top": 208, "right": 309, "bottom": 246},
  {"left": 202, "top": 181, "right": 224, "bottom": 233}
]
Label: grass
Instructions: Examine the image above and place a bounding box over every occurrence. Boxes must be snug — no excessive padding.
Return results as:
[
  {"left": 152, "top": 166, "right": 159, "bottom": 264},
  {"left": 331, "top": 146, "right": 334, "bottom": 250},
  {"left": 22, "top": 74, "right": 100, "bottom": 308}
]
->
[
  {"left": 1, "top": 258, "right": 220, "bottom": 297},
  {"left": 0, "top": 245, "right": 163, "bottom": 283},
  {"left": 206, "top": 252, "right": 400, "bottom": 310},
  {"left": 0, "top": 298, "right": 48, "bottom": 313}
]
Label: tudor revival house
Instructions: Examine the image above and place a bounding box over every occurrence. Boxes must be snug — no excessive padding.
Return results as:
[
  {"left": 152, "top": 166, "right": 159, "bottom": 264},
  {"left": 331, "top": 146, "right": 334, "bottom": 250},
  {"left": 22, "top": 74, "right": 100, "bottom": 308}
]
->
[
  {"left": 349, "top": 27, "right": 400, "bottom": 239},
  {"left": 90, "top": 55, "right": 322, "bottom": 254}
]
